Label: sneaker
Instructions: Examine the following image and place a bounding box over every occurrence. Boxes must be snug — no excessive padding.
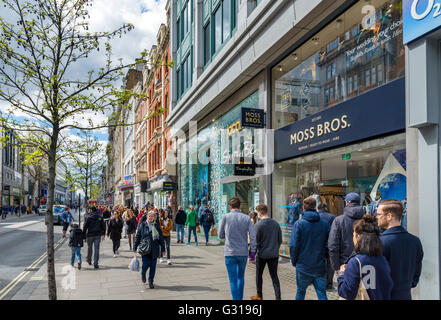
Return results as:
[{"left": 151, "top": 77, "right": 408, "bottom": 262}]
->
[
  {"left": 195, "top": 242, "right": 198, "bottom": 246},
  {"left": 78, "top": 262, "right": 81, "bottom": 270},
  {"left": 94, "top": 265, "right": 99, "bottom": 269},
  {"left": 87, "top": 260, "right": 92, "bottom": 266},
  {"left": 206, "top": 242, "right": 208, "bottom": 246},
  {"left": 159, "top": 258, "right": 164, "bottom": 263},
  {"left": 167, "top": 260, "right": 172, "bottom": 265},
  {"left": 141, "top": 274, "right": 146, "bottom": 284},
  {"left": 71, "top": 263, "right": 74, "bottom": 267},
  {"left": 250, "top": 295, "right": 263, "bottom": 301},
  {"left": 185, "top": 242, "right": 190, "bottom": 245},
  {"left": 113, "top": 254, "right": 117, "bottom": 258},
  {"left": 149, "top": 282, "right": 154, "bottom": 289}
]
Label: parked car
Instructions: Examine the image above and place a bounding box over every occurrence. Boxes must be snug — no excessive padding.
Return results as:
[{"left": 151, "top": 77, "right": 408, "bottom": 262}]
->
[
  {"left": 38, "top": 205, "right": 47, "bottom": 216},
  {"left": 53, "top": 205, "right": 68, "bottom": 225}
]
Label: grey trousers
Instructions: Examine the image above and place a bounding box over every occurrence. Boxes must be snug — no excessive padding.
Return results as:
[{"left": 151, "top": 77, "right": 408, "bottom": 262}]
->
[{"left": 86, "top": 236, "right": 101, "bottom": 266}]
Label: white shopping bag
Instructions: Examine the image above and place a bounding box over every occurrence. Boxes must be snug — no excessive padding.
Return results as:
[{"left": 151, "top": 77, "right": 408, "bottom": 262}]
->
[{"left": 128, "top": 254, "right": 140, "bottom": 272}]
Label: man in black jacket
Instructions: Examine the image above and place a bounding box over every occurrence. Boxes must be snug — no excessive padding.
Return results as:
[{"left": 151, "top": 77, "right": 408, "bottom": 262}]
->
[
  {"left": 328, "top": 193, "right": 364, "bottom": 273},
  {"left": 175, "top": 206, "right": 187, "bottom": 243},
  {"left": 82, "top": 206, "right": 106, "bottom": 268}
]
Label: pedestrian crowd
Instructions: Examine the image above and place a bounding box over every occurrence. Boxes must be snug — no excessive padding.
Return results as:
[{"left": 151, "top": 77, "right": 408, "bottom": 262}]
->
[
  {"left": 64, "top": 193, "right": 423, "bottom": 301},
  {"left": 1, "top": 204, "right": 39, "bottom": 219}
]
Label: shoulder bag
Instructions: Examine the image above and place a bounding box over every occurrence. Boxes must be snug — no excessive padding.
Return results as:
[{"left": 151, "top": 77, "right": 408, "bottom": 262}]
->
[
  {"left": 137, "top": 224, "right": 152, "bottom": 256},
  {"left": 338, "top": 257, "right": 370, "bottom": 300}
]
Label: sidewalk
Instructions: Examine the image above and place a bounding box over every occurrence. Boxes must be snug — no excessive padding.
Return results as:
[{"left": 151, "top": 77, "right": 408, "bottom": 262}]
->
[{"left": 12, "top": 230, "right": 339, "bottom": 300}]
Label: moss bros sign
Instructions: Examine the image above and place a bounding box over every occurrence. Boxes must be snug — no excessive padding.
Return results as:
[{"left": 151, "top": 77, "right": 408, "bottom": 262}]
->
[
  {"left": 241, "top": 108, "right": 265, "bottom": 128},
  {"left": 274, "top": 78, "right": 405, "bottom": 162}
]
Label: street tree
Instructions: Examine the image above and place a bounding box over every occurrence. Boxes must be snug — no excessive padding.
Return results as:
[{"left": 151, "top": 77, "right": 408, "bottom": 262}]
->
[
  {"left": 0, "top": 0, "right": 167, "bottom": 300},
  {"left": 65, "top": 130, "right": 105, "bottom": 214}
]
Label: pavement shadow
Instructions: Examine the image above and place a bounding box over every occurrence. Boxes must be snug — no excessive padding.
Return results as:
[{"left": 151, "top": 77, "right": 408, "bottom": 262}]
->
[
  {"left": 154, "top": 285, "right": 219, "bottom": 292},
  {"left": 171, "top": 255, "right": 203, "bottom": 260}
]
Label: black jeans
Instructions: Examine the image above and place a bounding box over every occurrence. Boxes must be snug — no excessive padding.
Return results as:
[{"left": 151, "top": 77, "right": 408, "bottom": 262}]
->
[
  {"left": 326, "top": 256, "right": 334, "bottom": 288},
  {"left": 112, "top": 239, "right": 120, "bottom": 254},
  {"left": 256, "top": 256, "right": 281, "bottom": 300}
]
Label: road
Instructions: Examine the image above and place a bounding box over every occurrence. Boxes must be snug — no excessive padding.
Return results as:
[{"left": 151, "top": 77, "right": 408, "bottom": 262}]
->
[{"left": 0, "top": 211, "right": 81, "bottom": 300}]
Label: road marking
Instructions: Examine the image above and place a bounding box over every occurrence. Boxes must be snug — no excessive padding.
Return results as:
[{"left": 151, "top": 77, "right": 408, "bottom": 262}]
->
[
  {"left": 0, "top": 237, "right": 65, "bottom": 300},
  {"left": 29, "top": 277, "right": 44, "bottom": 281}
]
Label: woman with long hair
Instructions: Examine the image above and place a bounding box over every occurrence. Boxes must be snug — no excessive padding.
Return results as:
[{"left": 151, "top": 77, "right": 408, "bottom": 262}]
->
[
  {"left": 125, "top": 209, "right": 137, "bottom": 251},
  {"left": 337, "top": 214, "right": 393, "bottom": 300},
  {"left": 159, "top": 209, "right": 173, "bottom": 265},
  {"left": 107, "top": 211, "right": 123, "bottom": 257}
]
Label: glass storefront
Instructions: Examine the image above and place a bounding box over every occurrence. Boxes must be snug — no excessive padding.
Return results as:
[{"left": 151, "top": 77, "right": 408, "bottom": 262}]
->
[
  {"left": 272, "top": 0, "right": 404, "bottom": 130},
  {"left": 273, "top": 133, "right": 406, "bottom": 257},
  {"left": 178, "top": 91, "right": 264, "bottom": 234}
]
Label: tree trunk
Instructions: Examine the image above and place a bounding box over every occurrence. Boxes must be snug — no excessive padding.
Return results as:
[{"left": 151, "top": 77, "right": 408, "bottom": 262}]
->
[{"left": 46, "top": 130, "right": 59, "bottom": 300}]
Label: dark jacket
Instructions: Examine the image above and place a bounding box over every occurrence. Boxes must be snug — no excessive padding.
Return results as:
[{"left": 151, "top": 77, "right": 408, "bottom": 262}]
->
[
  {"left": 126, "top": 216, "right": 138, "bottom": 234},
  {"left": 337, "top": 253, "right": 393, "bottom": 300},
  {"left": 103, "top": 209, "right": 111, "bottom": 219},
  {"left": 175, "top": 209, "right": 187, "bottom": 225},
  {"left": 380, "top": 226, "right": 424, "bottom": 300},
  {"left": 69, "top": 227, "right": 84, "bottom": 248},
  {"left": 83, "top": 212, "right": 106, "bottom": 238},
  {"left": 107, "top": 218, "right": 123, "bottom": 240},
  {"left": 199, "top": 209, "right": 214, "bottom": 228},
  {"left": 328, "top": 203, "right": 365, "bottom": 271},
  {"left": 289, "top": 210, "right": 330, "bottom": 277},
  {"left": 255, "top": 218, "right": 282, "bottom": 259},
  {"left": 133, "top": 221, "right": 165, "bottom": 259},
  {"left": 319, "top": 210, "right": 335, "bottom": 228}
]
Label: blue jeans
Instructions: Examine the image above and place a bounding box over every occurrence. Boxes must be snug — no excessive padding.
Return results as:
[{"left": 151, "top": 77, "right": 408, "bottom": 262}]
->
[
  {"left": 187, "top": 226, "right": 197, "bottom": 243},
  {"left": 225, "top": 256, "right": 248, "bottom": 300},
  {"left": 71, "top": 247, "right": 82, "bottom": 265},
  {"left": 141, "top": 255, "right": 158, "bottom": 284},
  {"left": 203, "top": 225, "right": 211, "bottom": 243},
  {"left": 295, "top": 270, "right": 327, "bottom": 300},
  {"left": 176, "top": 224, "right": 185, "bottom": 241}
]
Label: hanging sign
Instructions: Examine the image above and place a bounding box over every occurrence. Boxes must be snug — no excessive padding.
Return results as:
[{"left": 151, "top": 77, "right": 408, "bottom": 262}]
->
[{"left": 241, "top": 108, "right": 265, "bottom": 128}]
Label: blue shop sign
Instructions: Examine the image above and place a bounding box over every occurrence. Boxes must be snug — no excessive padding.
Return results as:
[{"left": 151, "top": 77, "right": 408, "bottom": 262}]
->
[
  {"left": 274, "top": 78, "right": 405, "bottom": 162},
  {"left": 403, "top": 0, "right": 441, "bottom": 44}
]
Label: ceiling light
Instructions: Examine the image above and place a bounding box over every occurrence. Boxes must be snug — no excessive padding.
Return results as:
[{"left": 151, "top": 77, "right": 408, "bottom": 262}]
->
[
  {"left": 336, "top": 18, "right": 343, "bottom": 28},
  {"left": 278, "top": 65, "right": 283, "bottom": 72},
  {"left": 292, "top": 53, "right": 298, "bottom": 61},
  {"left": 312, "top": 38, "right": 319, "bottom": 46}
]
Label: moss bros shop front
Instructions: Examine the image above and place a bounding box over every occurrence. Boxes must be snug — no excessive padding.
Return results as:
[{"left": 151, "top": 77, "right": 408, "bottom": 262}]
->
[{"left": 270, "top": 0, "right": 406, "bottom": 257}]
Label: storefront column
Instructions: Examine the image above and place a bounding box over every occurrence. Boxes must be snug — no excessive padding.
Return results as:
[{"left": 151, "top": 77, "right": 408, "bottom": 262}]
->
[{"left": 407, "top": 37, "right": 441, "bottom": 300}]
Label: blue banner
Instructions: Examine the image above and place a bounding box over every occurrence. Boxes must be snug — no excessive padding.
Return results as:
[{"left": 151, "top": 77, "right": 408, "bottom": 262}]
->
[
  {"left": 274, "top": 78, "right": 405, "bottom": 162},
  {"left": 403, "top": 0, "right": 441, "bottom": 44}
]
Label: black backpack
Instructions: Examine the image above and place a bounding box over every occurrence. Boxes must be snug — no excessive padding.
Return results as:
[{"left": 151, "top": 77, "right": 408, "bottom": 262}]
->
[{"left": 206, "top": 210, "right": 214, "bottom": 224}]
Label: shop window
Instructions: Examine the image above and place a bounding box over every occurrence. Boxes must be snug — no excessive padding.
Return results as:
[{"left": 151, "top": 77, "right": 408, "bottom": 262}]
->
[
  {"left": 272, "top": 0, "right": 404, "bottom": 129},
  {"left": 272, "top": 133, "right": 406, "bottom": 257}
]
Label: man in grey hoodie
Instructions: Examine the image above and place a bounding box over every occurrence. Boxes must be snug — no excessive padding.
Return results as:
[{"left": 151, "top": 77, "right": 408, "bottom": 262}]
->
[
  {"left": 250, "top": 204, "right": 282, "bottom": 300},
  {"left": 219, "top": 197, "right": 256, "bottom": 300}
]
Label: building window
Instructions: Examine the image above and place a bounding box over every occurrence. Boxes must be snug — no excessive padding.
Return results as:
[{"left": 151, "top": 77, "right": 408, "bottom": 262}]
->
[
  {"left": 204, "top": 22, "right": 211, "bottom": 65},
  {"left": 223, "top": 0, "right": 231, "bottom": 43},
  {"left": 214, "top": 5, "right": 222, "bottom": 53}
]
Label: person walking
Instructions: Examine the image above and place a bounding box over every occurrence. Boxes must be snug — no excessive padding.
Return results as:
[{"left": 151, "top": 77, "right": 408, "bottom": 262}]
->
[
  {"left": 318, "top": 203, "right": 336, "bottom": 290},
  {"left": 1, "top": 205, "right": 5, "bottom": 220},
  {"left": 289, "top": 197, "right": 330, "bottom": 300},
  {"left": 159, "top": 209, "right": 173, "bottom": 265},
  {"left": 107, "top": 211, "right": 124, "bottom": 257},
  {"left": 328, "top": 193, "right": 365, "bottom": 274},
  {"left": 68, "top": 223, "right": 84, "bottom": 269},
  {"left": 125, "top": 209, "right": 138, "bottom": 251},
  {"left": 185, "top": 206, "right": 198, "bottom": 246},
  {"left": 82, "top": 206, "right": 106, "bottom": 269},
  {"left": 337, "top": 214, "right": 394, "bottom": 300},
  {"left": 199, "top": 205, "right": 215, "bottom": 246},
  {"left": 133, "top": 211, "right": 165, "bottom": 288},
  {"left": 175, "top": 206, "right": 186, "bottom": 244},
  {"left": 103, "top": 206, "right": 112, "bottom": 234},
  {"left": 250, "top": 204, "right": 282, "bottom": 301},
  {"left": 219, "top": 197, "right": 256, "bottom": 301},
  {"left": 61, "top": 207, "right": 75, "bottom": 238},
  {"left": 376, "top": 199, "right": 424, "bottom": 300}
]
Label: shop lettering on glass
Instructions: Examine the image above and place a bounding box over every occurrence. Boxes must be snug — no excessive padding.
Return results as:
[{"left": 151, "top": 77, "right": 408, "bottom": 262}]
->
[
  {"left": 346, "top": 4, "right": 402, "bottom": 64},
  {"left": 290, "top": 115, "right": 350, "bottom": 145}
]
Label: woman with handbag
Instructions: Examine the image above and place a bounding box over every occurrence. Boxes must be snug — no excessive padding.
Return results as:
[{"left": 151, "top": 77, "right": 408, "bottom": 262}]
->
[
  {"left": 337, "top": 214, "right": 393, "bottom": 300},
  {"left": 159, "top": 209, "right": 173, "bottom": 265},
  {"left": 133, "top": 211, "right": 165, "bottom": 288},
  {"left": 199, "top": 205, "right": 215, "bottom": 246},
  {"left": 107, "top": 211, "right": 124, "bottom": 257}
]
